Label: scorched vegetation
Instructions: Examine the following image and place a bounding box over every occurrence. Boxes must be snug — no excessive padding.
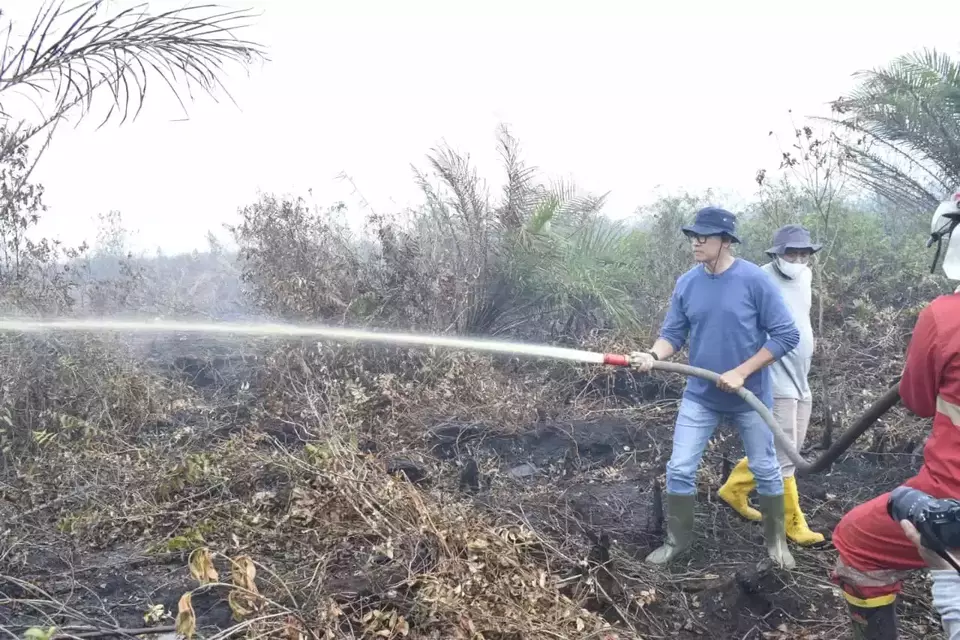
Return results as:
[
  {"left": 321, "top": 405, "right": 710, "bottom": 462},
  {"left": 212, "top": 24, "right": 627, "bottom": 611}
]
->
[{"left": 0, "top": 4, "right": 959, "bottom": 638}]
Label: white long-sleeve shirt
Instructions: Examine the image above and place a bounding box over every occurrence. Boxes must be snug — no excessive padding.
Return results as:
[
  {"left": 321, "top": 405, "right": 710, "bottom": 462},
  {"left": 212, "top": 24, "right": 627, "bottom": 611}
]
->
[
  {"left": 761, "top": 262, "right": 814, "bottom": 400},
  {"left": 932, "top": 570, "right": 960, "bottom": 639}
]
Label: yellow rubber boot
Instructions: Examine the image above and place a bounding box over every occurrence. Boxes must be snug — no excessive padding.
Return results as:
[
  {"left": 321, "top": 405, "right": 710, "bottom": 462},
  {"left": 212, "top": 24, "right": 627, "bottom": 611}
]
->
[
  {"left": 717, "top": 457, "right": 761, "bottom": 521},
  {"left": 783, "top": 475, "right": 825, "bottom": 545}
]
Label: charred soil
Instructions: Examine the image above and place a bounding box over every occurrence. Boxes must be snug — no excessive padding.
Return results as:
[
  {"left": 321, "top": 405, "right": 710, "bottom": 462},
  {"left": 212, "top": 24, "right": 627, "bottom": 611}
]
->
[{"left": 0, "top": 357, "right": 946, "bottom": 640}]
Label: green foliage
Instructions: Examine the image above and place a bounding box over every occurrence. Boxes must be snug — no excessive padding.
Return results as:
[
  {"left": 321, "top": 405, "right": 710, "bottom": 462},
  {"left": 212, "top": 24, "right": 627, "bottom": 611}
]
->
[
  {"left": 750, "top": 114, "right": 950, "bottom": 347},
  {"left": 406, "top": 126, "right": 640, "bottom": 339},
  {"left": 508, "top": 215, "right": 645, "bottom": 337},
  {"left": 152, "top": 521, "right": 216, "bottom": 553},
  {"left": 23, "top": 627, "right": 57, "bottom": 640}
]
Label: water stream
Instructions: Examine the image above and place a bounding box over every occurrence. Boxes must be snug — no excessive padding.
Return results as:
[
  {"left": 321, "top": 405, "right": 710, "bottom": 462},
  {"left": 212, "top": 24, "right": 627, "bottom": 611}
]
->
[{"left": 0, "top": 318, "right": 608, "bottom": 364}]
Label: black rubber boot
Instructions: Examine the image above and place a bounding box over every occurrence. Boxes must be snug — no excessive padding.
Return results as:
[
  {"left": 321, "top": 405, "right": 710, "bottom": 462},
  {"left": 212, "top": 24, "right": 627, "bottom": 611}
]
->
[{"left": 847, "top": 600, "right": 898, "bottom": 640}]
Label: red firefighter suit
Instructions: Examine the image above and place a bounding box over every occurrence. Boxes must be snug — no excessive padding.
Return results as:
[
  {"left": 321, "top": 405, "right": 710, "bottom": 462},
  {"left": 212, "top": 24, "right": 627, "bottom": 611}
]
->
[{"left": 831, "top": 290, "right": 960, "bottom": 630}]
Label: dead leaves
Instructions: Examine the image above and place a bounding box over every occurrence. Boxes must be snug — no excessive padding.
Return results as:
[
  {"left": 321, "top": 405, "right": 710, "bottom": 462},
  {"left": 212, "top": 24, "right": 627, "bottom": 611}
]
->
[
  {"left": 228, "top": 555, "right": 263, "bottom": 620},
  {"left": 168, "top": 445, "right": 619, "bottom": 639},
  {"left": 175, "top": 592, "right": 196, "bottom": 640},
  {"left": 415, "top": 525, "right": 614, "bottom": 638},
  {"left": 178, "top": 548, "right": 210, "bottom": 639},
  {"left": 187, "top": 549, "right": 264, "bottom": 626},
  {"left": 188, "top": 547, "right": 218, "bottom": 585},
  {"left": 361, "top": 608, "right": 410, "bottom": 638},
  {"left": 231, "top": 555, "right": 259, "bottom": 593}
]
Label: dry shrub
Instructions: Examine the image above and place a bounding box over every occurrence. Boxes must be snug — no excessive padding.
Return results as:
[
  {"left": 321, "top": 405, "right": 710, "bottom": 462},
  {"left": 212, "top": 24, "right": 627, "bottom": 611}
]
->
[
  {"left": 304, "top": 438, "right": 626, "bottom": 637},
  {"left": 178, "top": 436, "right": 632, "bottom": 640},
  {"left": 250, "top": 339, "right": 589, "bottom": 438},
  {"left": 232, "top": 128, "right": 646, "bottom": 344},
  {"left": 0, "top": 333, "right": 188, "bottom": 459}
]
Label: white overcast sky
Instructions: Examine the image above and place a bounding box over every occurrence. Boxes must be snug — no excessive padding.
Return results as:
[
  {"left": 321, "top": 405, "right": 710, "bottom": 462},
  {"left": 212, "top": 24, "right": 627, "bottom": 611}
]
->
[{"left": 3, "top": 0, "right": 959, "bottom": 255}]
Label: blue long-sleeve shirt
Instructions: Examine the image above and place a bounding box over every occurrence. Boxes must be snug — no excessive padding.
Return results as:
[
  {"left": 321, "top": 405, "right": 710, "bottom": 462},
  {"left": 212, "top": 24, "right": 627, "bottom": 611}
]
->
[{"left": 658, "top": 259, "right": 800, "bottom": 413}]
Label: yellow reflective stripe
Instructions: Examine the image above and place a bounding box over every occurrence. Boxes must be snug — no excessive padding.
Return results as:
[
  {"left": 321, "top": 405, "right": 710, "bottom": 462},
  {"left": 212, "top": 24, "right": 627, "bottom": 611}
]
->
[
  {"left": 842, "top": 591, "right": 897, "bottom": 608},
  {"left": 938, "top": 395, "right": 960, "bottom": 427}
]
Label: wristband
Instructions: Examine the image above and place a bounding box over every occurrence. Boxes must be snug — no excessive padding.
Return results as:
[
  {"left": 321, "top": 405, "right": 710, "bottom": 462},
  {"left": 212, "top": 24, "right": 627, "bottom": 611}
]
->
[{"left": 648, "top": 350, "right": 659, "bottom": 361}]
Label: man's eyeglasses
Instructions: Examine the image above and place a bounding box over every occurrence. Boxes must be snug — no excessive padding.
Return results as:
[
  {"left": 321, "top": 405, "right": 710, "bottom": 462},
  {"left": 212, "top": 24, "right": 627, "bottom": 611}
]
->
[{"left": 684, "top": 233, "right": 717, "bottom": 245}]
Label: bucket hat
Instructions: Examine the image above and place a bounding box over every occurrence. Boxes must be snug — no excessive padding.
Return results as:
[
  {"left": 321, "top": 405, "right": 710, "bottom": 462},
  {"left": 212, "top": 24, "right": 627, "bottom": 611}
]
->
[
  {"left": 765, "top": 224, "right": 822, "bottom": 256},
  {"left": 681, "top": 207, "right": 741, "bottom": 244}
]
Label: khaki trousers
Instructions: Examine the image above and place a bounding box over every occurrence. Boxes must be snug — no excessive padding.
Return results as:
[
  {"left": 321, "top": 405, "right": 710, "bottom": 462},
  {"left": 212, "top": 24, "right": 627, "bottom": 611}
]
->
[{"left": 773, "top": 397, "right": 812, "bottom": 477}]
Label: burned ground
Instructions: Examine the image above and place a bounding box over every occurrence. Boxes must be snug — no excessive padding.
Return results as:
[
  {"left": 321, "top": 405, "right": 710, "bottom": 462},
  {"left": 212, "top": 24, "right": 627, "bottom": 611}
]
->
[
  {"left": 426, "top": 409, "right": 935, "bottom": 639},
  {"left": 0, "top": 350, "right": 946, "bottom": 639}
]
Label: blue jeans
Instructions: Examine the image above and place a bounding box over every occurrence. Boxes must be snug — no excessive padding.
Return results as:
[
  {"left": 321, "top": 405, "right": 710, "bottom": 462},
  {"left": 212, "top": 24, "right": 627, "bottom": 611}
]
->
[{"left": 666, "top": 397, "right": 784, "bottom": 496}]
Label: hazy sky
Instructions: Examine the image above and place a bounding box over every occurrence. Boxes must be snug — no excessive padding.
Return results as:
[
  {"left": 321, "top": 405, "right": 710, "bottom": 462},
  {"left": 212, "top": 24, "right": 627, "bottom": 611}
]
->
[{"left": 4, "top": 0, "right": 959, "bottom": 255}]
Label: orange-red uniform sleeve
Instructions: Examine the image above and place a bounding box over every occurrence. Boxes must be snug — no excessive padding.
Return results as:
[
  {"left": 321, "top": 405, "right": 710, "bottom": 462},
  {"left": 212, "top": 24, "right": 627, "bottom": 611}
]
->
[{"left": 899, "top": 304, "right": 943, "bottom": 418}]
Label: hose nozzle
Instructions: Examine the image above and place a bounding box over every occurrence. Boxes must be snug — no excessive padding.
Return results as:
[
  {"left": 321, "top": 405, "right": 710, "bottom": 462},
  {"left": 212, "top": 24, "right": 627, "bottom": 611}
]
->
[{"left": 602, "top": 353, "right": 631, "bottom": 367}]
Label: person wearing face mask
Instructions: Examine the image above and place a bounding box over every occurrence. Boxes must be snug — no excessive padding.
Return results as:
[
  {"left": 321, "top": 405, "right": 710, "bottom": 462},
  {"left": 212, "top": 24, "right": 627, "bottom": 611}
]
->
[
  {"left": 716, "top": 224, "right": 825, "bottom": 546},
  {"left": 629, "top": 207, "right": 800, "bottom": 569}
]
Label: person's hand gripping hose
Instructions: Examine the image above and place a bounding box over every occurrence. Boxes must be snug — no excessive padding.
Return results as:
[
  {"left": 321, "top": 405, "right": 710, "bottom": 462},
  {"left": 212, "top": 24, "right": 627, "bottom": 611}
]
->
[{"left": 629, "top": 351, "right": 657, "bottom": 373}]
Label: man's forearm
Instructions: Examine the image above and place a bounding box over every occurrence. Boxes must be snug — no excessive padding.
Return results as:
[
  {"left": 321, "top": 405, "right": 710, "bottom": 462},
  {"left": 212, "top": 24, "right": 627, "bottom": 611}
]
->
[
  {"left": 734, "top": 347, "right": 776, "bottom": 377},
  {"left": 650, "top": 339, "right": 676, "bottom": 361}
]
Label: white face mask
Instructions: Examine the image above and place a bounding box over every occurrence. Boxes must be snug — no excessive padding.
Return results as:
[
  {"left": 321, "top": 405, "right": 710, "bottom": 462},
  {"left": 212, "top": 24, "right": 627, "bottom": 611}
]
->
[{"left": 776, "top": 257, "right": 809, "bottom": 279}]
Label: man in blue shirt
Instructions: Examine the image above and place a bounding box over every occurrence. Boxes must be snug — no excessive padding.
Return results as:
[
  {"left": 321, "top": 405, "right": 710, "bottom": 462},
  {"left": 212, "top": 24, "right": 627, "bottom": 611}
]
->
[{"left": 631, "top": 207, "right": 800, "bottom": 568}]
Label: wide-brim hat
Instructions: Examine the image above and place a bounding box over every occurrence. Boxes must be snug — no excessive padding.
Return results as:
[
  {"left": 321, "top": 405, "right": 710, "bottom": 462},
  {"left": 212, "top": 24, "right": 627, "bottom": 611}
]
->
[
  {"left": 765, "top": 223, "right": 822, "bottom": 256},
  {"left": 681, "top": 207, "right": 741, "bottom": 244}
]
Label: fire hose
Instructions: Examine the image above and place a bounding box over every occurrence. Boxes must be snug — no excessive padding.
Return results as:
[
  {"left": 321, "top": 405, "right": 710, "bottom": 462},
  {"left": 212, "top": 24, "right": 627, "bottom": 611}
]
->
[{"left": 601, "top": 354, "right": 902, "bottom": 477}]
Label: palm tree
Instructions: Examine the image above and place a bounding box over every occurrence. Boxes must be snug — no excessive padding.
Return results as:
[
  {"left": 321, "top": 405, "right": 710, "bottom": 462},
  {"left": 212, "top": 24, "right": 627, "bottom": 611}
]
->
[
  {"left": 0, "top": 0, "right": 264, "bottom": 163},
  {"left": 414, "top": 125, "right": 642, "bottom": 340},
  {"left": 823, "top": 48, "right": 960, "bottom": 211}
]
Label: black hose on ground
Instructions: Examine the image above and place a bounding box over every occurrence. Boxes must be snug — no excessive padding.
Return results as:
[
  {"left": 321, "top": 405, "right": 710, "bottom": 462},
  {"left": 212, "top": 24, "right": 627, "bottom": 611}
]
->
[{"left": 649, "top": 361, "right": 902, "bottom": 477}]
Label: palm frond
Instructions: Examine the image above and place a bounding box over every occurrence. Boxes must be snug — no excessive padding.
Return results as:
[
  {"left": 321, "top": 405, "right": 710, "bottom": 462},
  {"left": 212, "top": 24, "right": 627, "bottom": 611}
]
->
[
  {"left": 821, "top": 47, "right": 960, "bottom": 211},
  {"left": 425, "top": 142, "right": 492, "bottom": 230},
  {"left": 495, "top": 124, "right": 537, "bottom": 230},
  {"left": 527, "top": 194, "right": 558, "bottom": 235},
  {"left": 509, "top": 212, "right": 644, "bottom": 334},
  {"left": 0, "top": 1, "right": 265, "bottom": 156}
]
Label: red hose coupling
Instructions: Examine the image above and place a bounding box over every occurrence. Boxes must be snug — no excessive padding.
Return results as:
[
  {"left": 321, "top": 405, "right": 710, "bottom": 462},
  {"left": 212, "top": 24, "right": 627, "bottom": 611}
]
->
[{"left": 603, "top": 353, "right": 631, "bottom": 367}]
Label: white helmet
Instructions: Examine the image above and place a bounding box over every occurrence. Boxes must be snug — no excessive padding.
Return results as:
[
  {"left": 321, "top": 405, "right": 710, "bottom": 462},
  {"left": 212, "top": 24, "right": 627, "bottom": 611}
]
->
[{"left": 930, "top": 189, "right": 960, "bottom": 280}]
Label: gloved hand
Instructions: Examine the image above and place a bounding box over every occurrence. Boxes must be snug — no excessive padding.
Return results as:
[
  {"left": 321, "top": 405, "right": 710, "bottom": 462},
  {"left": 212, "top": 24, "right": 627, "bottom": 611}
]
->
[{"left": 629, "top": 351, "right": 656, "bottom": 373}]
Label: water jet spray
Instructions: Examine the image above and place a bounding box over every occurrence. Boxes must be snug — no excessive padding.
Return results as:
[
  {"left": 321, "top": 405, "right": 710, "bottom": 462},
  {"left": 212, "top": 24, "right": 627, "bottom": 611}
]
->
[{"left": 0, "top": 317, "right": 898, "bottom": 476}]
